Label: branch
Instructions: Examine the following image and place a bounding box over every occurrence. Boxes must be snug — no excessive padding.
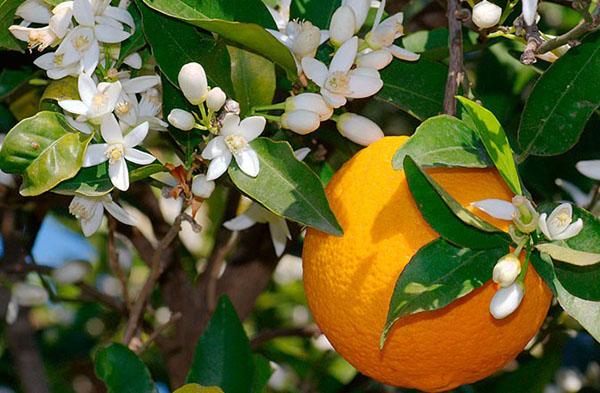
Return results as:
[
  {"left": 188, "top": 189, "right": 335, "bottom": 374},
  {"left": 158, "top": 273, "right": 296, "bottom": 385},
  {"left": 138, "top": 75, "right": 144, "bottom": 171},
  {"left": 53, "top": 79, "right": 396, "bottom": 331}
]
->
[
  {"left": 537, "top": 8, "right": 600, "bottom": 54},
  {"left": 443, "top": 0, "right": 465, "bottom": 115},
  {"left": 521, "top": 22, "right": 543, "bottom": 64},
  {"left": 205, "top": 231, "right": 240, "bottom": 314},
  {"left": 250, "top": 325, "right": 321, "bottom": 350},
  {"left": 136, "top": 312, "right": 182, "bottom": 354},
  {"left": 107, "top": 216, "right": 130, "bottom": 306}
]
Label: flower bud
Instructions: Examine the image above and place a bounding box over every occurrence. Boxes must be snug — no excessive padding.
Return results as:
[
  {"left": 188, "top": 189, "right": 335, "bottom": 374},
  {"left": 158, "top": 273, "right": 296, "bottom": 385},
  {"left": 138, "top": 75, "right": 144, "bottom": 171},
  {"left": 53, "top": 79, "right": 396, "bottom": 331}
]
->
[
  {"left": 366, "top": 13, "right": 404, "bottom": 49},
  {"left": 192, "top": 174, "right": 216, "bottom": 199},
  {"left": 223, "top": 99, "right": 240, "bottom": 115},
  {"left": 512, "top": 195, "right": 539, "bottom": 233},
  {"left": 178, "top": 62, "right": 208, "bottom": 105},
  {"left": 344, "top": 0, "right": 370, "bottom": 32},
  {"left": 52, "top": 260, "right": 92, "bottom": 284},
  {"left": 336, "top": 113, "right": 384, "bottom": 146},
  {"left": 285, "top": 93, "right": 333, "bottom": 121},
  {"left": 281, "top": 110, "right": 321, "bottom": 135},
  {"left": 472, "top": 0, "right": 502, "bottom": 29},
  {"left": 206, "top": 87, "right": 226, "bottom": 112},
  {"left": 329, "top": 5, "right": 356, "bottom": 47},
  {"left": 168, "top": 109, "right": 195, "bottom": 131},
  {"left": 489, "top": 283, "right": 524, "bottom": 319},
  {"left": 356, "top": 49, "right": 393, "bottom": 70},
  {"left": 492, "top": 254, "right": 521, "bottom": 287},
  {"left": 12, "top": 283, "right": 48, "bottom": 307},
  {"left": 291, "top": 21, "right": 321, "bottom": 59}
]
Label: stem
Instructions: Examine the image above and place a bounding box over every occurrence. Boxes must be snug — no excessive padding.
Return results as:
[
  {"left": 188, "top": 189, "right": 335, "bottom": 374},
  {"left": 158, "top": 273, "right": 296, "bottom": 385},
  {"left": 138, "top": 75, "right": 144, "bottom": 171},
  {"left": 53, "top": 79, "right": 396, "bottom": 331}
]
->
[
  {"left": 261, "top": 114, "right": 282, "bottom": 122},
  {"left": 443, "top": 0, "right": 465, "bottom": 116},
  {"left": 499, "top": 0, "right": 520, "bottom": 24},
  {"left": 252, "top": 102, "right": 286, "bottom": 112}
]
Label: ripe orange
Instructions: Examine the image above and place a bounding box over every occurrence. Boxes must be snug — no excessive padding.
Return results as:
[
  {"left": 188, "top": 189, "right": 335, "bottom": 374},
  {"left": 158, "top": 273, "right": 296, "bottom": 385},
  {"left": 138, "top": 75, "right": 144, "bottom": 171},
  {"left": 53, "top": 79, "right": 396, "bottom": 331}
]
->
[{"left": 302, "top": 136, "right": 552, "bottom": 392}]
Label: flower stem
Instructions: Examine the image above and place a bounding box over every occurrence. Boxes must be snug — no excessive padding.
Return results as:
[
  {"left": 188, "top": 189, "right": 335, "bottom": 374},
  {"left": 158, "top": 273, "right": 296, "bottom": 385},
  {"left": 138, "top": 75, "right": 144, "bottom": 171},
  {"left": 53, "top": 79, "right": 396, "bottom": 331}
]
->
[
  {"left": 252, "top": 102, "right": 286, "bottom": 112},
  {"left": 261, "top": 114, "right": 282, "bottom": 123}
]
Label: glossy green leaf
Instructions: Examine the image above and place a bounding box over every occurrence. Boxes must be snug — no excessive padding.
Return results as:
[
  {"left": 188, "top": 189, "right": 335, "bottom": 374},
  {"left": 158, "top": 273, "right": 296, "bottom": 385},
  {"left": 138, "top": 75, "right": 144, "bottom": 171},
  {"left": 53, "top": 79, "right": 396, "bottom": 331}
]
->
[
  {"left": 228, "top": 138, "right": 343, "bottom": 236},
  {"left": 401, "top": 29, "right": 488, "bottom": 61},
  {"left": 40, "top": 77, "right": 79, "bottom": 103},
  {"left": 228, "top": 46, "right": 275, "bottom": 115},
  {"left": 95, "top": 343, "right": 157, "bottom": 393},
  {"left": 518, "top": 32, "right": 600, "bottom": 157},
  {"left": 138, "top": 1, "right": 234, "bottom": 95},
  {"left": 53, "top": 163, "right": 165, "bottom": 196},
  {"left": 0, "top": 0, "right": 23, "bottom": 52},
  {"left": 381, "top": 238, "right": 505, "bottom": 347},
  {"left": 140, "top": 0, "right": 297, "bottom": 77},
  {"left": 392, "top": 115, "right": 492, "bottom": 170},
  {"left": 186, "top": 296, "right": 254, "bottom": 393},
  {"left": 0, "top": 111, "right": 93, "bottom": 196},
  {"left": 174, "top": 385, "right": 224, "bottom": 393},
  {"left": 456, "top": 96, "right": 522, "bottom": 196},
  {"left": 404, "top": 155, "right": 510, "bottom": 249},
  {"left": 0, "top": 67, "right": 35, "bottom": 99},
  {"left": 251, "top": 355, "right": 273, "bottom": 393},
  {"left": 376, "top": 57, "right": 447, "bottom": 120},
  {"left": 290, "top": 0, "right": 340, "bottom": 29}
]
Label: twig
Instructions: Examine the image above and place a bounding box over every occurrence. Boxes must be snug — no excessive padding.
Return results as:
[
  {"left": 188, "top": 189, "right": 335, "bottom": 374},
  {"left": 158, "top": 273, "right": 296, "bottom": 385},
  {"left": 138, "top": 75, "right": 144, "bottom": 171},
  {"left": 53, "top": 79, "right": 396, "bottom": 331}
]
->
[
  {"left": 206, "top": 231, "right": 240, "bottom": 314},
  {"left": 443, "top": 0, "right": 465, "bottom": 116},
  {"left": 76, "top": 282, "right": 128, "bottom": 315},
  {"left": 107, "top": 217, "right": 129, "bottom": 306},
  {"left": 122, "top": 213, "right": 195, "bottom": 345},
  {"left": 537, "top": 8, "right": 600, "bottom": 54},
  {"left": 136, "top": 312, "right": 182, "bottom": 354},
  {"left": 520, "top": 21, "right": 543, "bottom": 64},
  {"left": 250, "top": 325, "right": 321, "bottom": 350}
]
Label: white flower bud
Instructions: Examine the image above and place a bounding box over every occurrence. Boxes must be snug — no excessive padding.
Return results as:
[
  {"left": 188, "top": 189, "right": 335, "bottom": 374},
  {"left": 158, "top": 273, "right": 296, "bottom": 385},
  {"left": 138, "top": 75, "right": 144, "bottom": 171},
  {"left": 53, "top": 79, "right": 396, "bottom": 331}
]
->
[
  {"left": 52, "top": 260, "right": 92, "bottom": 284},
  {"left": 472, "top": 0, "right": 502, "bottom": 29},
  {"left": 329, "top": 5, "right": 356, "bottom": 47},
  {"left": 281, "top": 110, "right": 321, "bottom": 135},
  {"left": 224, "top": 99, "right": 240, "bottom": 115},
  {"left": 12, "top": 283, "right": 48, "bottom": 307},
  {"left": 489, "top": 283, "right": 524, "bottom": 319},
  {"left": 336, "top": 113, "right": 384, "bottom": 146},
  {"left": 192, "top": 174, "right": 216, "bottom": 199},
  {"left": 168, "top": 109, "right": 196, "bottom": 131},
  {"left": 285, "top": 93, "right": 333, "bottom": 121},
  {"left": 178, "top": 62, "right": 208, "bottom": 105},
  {"left": 206, "top": 87, "right": 226, "bottom": 112},
  {"left": 492, "top": 254, "right": 521, "bottom": 287},
  {"left": 344, "top": 0, "right": 370, "bottom": 31},
  {"left": 522, "top": 0, "right": 538, "bottom": 26},
  {"left": 291, "top": 21, "right": 321, "bottom": 59},
  {"left": 356, "top": 49, "right": 393, "bottom": 70}
]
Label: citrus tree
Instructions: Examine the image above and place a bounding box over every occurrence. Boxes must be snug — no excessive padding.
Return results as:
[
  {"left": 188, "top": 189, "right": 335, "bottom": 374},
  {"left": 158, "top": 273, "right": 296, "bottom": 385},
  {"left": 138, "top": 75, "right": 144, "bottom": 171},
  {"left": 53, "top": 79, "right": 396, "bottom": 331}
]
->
[{"left": 0, "top": 0, "right": 599, "bottom": 391}]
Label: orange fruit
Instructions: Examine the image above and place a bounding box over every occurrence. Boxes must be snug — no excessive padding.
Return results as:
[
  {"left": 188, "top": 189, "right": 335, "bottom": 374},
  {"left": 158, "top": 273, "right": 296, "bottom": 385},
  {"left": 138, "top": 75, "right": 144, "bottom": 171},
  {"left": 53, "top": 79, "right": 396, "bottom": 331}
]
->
[{"left": 302, "top": 136, "right": 552, "bottom": 392}]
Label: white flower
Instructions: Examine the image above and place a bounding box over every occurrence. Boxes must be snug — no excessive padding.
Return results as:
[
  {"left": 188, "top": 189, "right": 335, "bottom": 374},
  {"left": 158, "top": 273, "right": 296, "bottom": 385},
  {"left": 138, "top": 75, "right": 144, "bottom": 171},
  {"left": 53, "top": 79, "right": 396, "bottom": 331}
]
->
[
  {"left": 538, "top": 203, "right": 583, "bottom": 241},
  {"left": 191, "top": 174, "right": 215, "bottom": 199},
  {"left": 34, "top": 51, "right": 81, "bottom": 79},
  {"left": 363, "top": 12, "right": 419, "bottom": 65},
  {"left": 168, "top": 109, "right": 196, "bottom": 131},
  {"left": 206, "top": 87, "right": 227, "bottom": 112},
  {"left": 576, "top": 160, "right": 600, "bottom": 181},
  {"left": 52, "top": 260, "right": 92, "bottom": 284},
  {"left": 224, "top": 203, "right": 291, "bottom": 257},
  {"left": 302, "top": 37, "right": 383, "bottom": 108},
  {"left": 12, "top": 283, "right": 49, "bottom": 306},
  {"left": 201, "top": 113, "right": 266, "bottom": 180},
  {"left": 336, "top": 112, "right": 384, "bottom": 146},
  {"left": 472, "top": 0, "right": 502, "bottom": 29},
  {"left": 492, "top": 254, "right": 521, "bottom": 287},
  {"left": 285, "top": 93, "right": 332, "bottom": 121},
  {"left": 329, "top": 5, "right": 356, "bottom": 46},
  {"left": 522, "top": 0, "right": 538, "bottom": 26},
  {"left": 16, "top": 0, "right": 52, "bottom": 25},
  {"left": 9, "top": 25, "right": 59, "bottom": 51},
  {"left": 179, "top": 62, "right": 208, "bottom": 105},
  {"left": 268, "top": 20, "right": 329, "bottom": 71},
  {"left": 123, "top": 52, "right": 142, "bottom": 69},
  {"left": 82, "top": 114, "right": 155, "bottom": 191},
  {"left": 281, "top": 110, "right": 321, "bottom": 135},
  {"left": 489, "top": 283, "right": 524, "bottom": 319},
  {"left": 115, "top": 87, "right": 167, "bottom": 131},
  {"left": 59, "top": 73, "right": 121, "bottom": 123},
  {"left": 555, "top": 178, "right": 594, "bottom": 208},
  {"left": 114, "top": 75, "right": 161, "bottom": 126},
  {"left": 69, "top": 193, "right": 137, "bottom": 236}
]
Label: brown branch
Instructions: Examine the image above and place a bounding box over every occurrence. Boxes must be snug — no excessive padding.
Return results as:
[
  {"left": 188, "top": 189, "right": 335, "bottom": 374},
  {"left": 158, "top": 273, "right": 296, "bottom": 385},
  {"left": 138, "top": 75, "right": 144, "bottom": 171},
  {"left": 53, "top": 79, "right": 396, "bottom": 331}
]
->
[
  {"left": 521, "top": 22, "right": 543, "bottom": 64},
  {"left": 250, "top": 325, "right": 321, "bottom": 350},
  {"left": 443, "top": 0, "right": 464, "bottom": 115},
  {"left": 136, "top": 312, "right": 182, "bottom": 354},
  {"left": 76, "top": 282, "right": 128, "bottom": 315},
  {"left": 107, "top": 216, "right": 130, "bottom": 306},
  {"left": 206, "top": 231, "right": 240, "bottom": 314}
]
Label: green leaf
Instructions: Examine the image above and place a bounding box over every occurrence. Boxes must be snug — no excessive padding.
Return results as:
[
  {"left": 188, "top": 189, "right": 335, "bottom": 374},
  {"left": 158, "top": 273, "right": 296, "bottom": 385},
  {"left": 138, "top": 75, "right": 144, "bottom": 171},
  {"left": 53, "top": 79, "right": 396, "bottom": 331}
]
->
[
  {"left": 376, "top": 57, "right": 447, "bottom": 120},
  {"left": 40, "top": 77, "right": 79, "bottom": 103},
  {"left": 140, "top": 0, "right": 297, "bottom": 78},
  {"left": 289, "top": 0, "right": 341, "bottom": 29},
  {"left": 0, "top": 67, "right": 35, "bottom": 99},
  {"left": 228, "top": 138, "right": 342, "bottom": 236},
  {"left": 518, "top": 32, "right": 600, "bottom": 157},
  {"left": 404, "top": 155, "right": 510, "bottom": 249},
  {"left": 95, "top": 343, "right": 157, "bottom": 393},
  {"left": 456, "top": 96, "right": 522, "bottom": 196},
  {"left": 0, "top": 111, "right": 93, "bottom": 196},
  {"left": 174, "top": 385, "right": 224, "bottom": 393},
  {"left": 392, "top": 115, "right": 492, "bottom": 170},
  {"left": 381, "top": 238, "right": 505, "bottom": 347},
  {"left": 186, "top": 296, "right": 254, "bottom": 393},
  {"left": 227, "top": 46, "right": 275, "bottom": 116},
  {"left": 251, "top": 355, "right": 273, "bottom": 393},
  {"left": 535, "top": 243, "right": 600, "bottom": 266},
  {"left": 530, "top": 254, "right": 600, "bottom": 342},
  {"left": 0, "top": 0, "right": 23, "bottom": 52},
  {"left": 138, "top": 0, "right": 234, "bottom": 95},
  {"left": 53, "top": 163, "right": 165, "bottom": 196}
]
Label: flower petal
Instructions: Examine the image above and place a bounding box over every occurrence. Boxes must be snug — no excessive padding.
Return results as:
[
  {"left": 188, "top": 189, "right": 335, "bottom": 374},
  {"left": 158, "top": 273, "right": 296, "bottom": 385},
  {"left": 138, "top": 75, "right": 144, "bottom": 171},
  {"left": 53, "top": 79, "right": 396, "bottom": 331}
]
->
[
  {"left": 94, "top": 24, "right": 129, "bottom": 43},
  {"left": 81, "top": 39, "right": 100, "bottom": 75},
  {"left": 223, "top": 213, "right": 257, "bottom": 231},
  {"left": 100, "top": 114, "right": 124, "bottom": 143},
  {"left": 103, "top": 198, "right": 137, "bottom": 225},
  {"left": 123, "top": 121, "right": 148, "bottom": 147},
  {"left": 73, "top": 0, "right": 94, "bottom": 26},
  {"left": 471, "top": 199, "right": 516, "bottom": 221},
  {"left": 330, "top": 36, "right": 358, "bottom": 73},
  {"left": 122, "top": 75, "right": 160, "bottom": 94},
  {"left": 389, "top": 44, "right": 420, "bottom": 61},
  {"left": 576, "top": 160, "right": 600, "bottom": 181},
  {"left": 553, "top": 218, "right": 583, "bottom": 241},
  {"left": 538, "top": 213, "right": 553, "bottom": 240},
  {"left": 103, "top": 5, "right": 135, "bottom": 31},
  {"left": 294, "top": 147, "right": 311, "bottom": 161},
  {"left": 301, "top": 57, "right": 328, "bottom": 86},
  {"left": 238, "top": 116, "right": 266, "bottom": 142},
  {"left": 234, "top": 148, "right": 260, "bottom": 177},
  {"left": 555, "top": 178, "right": 592, "bottom": 208},
  {"left": 206, "top": 152, "right": 232, "bottom": 181},
  {"left": 269, "top": 218, "right": 290, "bottom": 257},
  {"left": 201, "top": 136, "right": 227, "bottom": 160},
  {"left": 109, "top": 157, "right": 129, "bottom": 191},
  {"left": 321, "top": 88, "right": 346, "bottom": 108},
  {"left": 83, "top": 143, "right": 108, "bottom": 167},
  {"left": 123, "top": 52, "right": 142, "bottom": 69},
  {"left": 59, "top": 99, "right": 88, "bottom": 115},
  {"left": 347, "top": 72, "right": 383, "bottom": 98},
  {"left": 547, "top": 202, "right": 573, "bottom": 237},
  {"left": 124, "top": 147, "right": 155, "bottom": 165},
  {"left": 78, "top": 72, "right": 97, "bottom": 105},
  {"left": 81, "top": 201, "right": 104, "bottom": 236}
]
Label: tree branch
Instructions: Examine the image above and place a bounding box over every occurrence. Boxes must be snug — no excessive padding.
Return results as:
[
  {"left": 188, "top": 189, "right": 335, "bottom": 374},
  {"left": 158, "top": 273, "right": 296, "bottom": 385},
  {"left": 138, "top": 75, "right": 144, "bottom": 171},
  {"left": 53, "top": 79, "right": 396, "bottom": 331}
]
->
[
  {"left": 443, "top": 0, "right": 465, "bottom": 115},
  {"left": 537, "top": 8, "right": 600, "bottom": 54},
  {"left": 205, "top": 231, "right": 240, "bottom": 314},
  {"left": 250, "top": 325, "right": 321, "bottom": 350}
]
